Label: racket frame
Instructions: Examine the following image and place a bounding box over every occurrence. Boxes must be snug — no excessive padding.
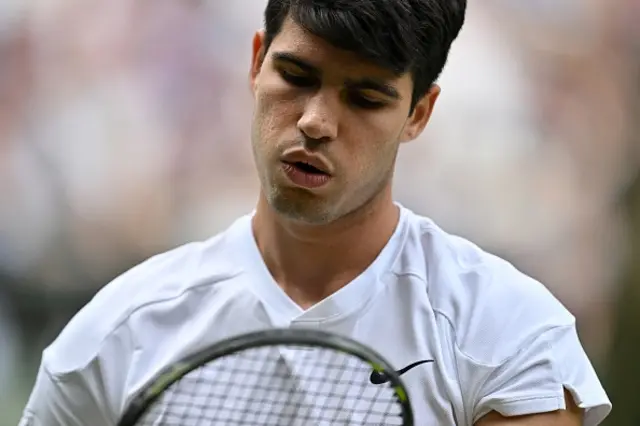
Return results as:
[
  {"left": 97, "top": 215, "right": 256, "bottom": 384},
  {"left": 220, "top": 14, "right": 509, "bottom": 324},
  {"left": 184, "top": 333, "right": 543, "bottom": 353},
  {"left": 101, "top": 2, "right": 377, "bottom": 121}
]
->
[{"left": 118, "top": 328, "right": 414, "bottom": 426}]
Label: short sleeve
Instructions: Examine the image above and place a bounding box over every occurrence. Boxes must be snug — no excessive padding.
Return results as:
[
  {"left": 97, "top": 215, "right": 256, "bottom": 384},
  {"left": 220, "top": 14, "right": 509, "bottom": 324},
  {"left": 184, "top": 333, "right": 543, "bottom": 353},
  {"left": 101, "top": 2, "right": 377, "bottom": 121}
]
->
[
  {"left": 18, "top": 362, "right": 114, "bottom": 426},
  {"left": 471, "top": 324, "right": 611, "bottom": 425}
]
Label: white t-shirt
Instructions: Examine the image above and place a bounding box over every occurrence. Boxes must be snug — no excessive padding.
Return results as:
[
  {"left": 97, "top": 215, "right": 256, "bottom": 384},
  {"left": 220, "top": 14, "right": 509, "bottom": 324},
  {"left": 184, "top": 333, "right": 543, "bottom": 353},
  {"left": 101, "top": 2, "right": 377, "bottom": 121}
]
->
[{"left": 19, "top": 205, "right": 611, "bottom": 425}]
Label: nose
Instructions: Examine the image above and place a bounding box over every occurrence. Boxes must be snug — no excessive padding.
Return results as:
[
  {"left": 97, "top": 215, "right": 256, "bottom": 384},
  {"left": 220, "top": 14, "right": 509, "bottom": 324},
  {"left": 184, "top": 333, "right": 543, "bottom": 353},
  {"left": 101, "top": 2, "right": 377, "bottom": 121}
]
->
[{"left": 297, "top": 92, "right": 338, "bottom": 142}]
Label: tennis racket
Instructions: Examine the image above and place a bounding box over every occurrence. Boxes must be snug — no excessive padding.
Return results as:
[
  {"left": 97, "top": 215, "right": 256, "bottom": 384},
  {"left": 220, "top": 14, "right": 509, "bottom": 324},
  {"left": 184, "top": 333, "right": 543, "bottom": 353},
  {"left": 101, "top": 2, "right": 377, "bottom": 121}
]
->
[{"left": 118, "top": 328, "right": 414, "bottom": 425}]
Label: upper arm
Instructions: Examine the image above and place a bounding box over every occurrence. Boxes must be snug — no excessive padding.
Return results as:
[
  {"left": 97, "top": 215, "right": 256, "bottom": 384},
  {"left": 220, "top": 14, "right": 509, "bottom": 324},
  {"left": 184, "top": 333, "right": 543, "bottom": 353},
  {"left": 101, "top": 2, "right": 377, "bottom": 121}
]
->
[
  {"left": 430, "top": 235, "right": 611, "bottom": 425},
  {"left": 462, "top": 324, "right": 611, "bottom": 426},
  {"left": 18, "top": 363, "right": 113, "bottom": 426},
  {"left": 439, "top": 255, "right": 612, "bottom": 426},
  {"left": 475, "top": 388, "right": 583, "bottom": 426}
]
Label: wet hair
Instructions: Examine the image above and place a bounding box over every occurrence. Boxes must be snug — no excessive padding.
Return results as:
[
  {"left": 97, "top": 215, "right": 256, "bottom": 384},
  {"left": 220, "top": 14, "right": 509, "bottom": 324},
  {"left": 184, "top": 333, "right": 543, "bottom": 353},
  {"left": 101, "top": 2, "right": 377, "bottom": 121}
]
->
[{"left": 263, "top": 0, "right": 466, "bottom": 111}]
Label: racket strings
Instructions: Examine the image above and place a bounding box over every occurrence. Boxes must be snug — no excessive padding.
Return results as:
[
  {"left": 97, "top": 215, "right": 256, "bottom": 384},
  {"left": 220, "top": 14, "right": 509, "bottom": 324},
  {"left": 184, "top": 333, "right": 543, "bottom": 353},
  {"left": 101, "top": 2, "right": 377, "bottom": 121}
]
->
[{"left": 136, "top": 344, "right": 404, "bottom": 425}]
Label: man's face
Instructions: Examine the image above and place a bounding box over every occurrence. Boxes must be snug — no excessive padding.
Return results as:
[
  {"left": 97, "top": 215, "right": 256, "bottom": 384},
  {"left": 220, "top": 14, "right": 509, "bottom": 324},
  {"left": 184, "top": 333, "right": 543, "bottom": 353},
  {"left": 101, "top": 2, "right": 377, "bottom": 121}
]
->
[{"left": 250, "top": 16, "right": 437, "bottom": 225}]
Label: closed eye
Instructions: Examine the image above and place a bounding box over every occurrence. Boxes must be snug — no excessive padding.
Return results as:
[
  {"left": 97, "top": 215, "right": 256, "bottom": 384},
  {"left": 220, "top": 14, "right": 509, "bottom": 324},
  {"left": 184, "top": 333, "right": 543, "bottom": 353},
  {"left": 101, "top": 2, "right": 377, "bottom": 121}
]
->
[
  {"left": 347, "top": 92, "right": 388, "bottom": 110},
  {"left": 279, "top": 69, "right": 317, "bottom": 88}
]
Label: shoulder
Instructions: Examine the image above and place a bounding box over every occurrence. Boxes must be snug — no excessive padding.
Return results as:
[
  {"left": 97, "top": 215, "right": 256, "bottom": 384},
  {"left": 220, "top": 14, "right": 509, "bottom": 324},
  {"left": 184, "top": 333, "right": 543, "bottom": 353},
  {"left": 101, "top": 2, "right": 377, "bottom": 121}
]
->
[
  {"left": 398, "top": 209, "right": 610, "bottom": 424},
  {"left": 398, "top": 208, "right": 574, "bottom": 364},
  {"left": 42, "top": 215, "right": 252, "bottom": 377}
]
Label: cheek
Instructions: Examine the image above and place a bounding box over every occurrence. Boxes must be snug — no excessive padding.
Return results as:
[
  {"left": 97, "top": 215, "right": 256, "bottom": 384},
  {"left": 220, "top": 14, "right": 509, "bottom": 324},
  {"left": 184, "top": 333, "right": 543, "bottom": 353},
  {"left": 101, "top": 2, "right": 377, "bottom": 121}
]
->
[
  {"left": 255, "top": 86, "right": 300, "bottom": 143},
  {"left": 256, "top": 72, "right": 301, "bottom": 116},
  {"left": 346, "top": 119, "right": 402, "bottom": 170}
]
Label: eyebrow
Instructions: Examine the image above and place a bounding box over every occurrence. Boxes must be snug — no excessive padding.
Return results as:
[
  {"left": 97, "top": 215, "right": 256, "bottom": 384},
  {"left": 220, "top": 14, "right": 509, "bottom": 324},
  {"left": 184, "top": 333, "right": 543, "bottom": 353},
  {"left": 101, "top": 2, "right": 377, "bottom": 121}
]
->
[
  {"left": 271, "top": 52, "right": 320, "bottom": 75},
  {"left": 271, "top": 51, "right": 401, "bottom": 100}
]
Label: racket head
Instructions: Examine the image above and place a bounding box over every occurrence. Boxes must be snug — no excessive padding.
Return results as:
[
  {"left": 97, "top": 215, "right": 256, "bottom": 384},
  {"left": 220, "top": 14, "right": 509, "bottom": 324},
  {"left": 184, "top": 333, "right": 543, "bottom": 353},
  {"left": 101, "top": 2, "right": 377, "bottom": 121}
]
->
[{"left": 118, "top": 328, "right": 414, "bottom": 426}]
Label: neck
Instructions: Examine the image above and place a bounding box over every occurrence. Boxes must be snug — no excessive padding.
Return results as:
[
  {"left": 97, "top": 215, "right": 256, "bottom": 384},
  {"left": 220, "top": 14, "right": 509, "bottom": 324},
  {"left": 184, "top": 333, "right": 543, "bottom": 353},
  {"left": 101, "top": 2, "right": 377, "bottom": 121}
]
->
[{"left": 252, "top": 187, "right": 400, "bottom": 309}]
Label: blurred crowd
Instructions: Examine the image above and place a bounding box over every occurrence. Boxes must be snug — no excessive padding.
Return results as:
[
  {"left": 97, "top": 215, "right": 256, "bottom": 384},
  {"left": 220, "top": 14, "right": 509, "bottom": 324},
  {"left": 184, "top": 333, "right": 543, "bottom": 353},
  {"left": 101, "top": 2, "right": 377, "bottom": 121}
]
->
[{"left": 0, "top": 1, "right": 638, "bottom": 424}]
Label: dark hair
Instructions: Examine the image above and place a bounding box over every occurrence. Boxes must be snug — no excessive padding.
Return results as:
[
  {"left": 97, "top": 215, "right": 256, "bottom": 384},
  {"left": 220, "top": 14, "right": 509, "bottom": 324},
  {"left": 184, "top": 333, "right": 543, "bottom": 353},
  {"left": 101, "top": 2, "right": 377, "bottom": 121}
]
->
[{"left": 263, "top": 0, "right": 466, "bottom": 111}]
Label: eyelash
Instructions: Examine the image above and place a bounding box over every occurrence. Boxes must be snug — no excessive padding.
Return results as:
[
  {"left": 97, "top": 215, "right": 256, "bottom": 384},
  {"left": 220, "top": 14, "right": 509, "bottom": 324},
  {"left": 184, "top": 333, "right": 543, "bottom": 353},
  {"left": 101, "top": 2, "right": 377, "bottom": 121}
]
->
[
  {"left": 279, "top": 70, "right": 316, "bottom": 88},
  {"left": 348, "top": 95, "right": 386, "bottom": 110},
  {"left": 278, "top": 70, "right": 387, "bottom": 110}
]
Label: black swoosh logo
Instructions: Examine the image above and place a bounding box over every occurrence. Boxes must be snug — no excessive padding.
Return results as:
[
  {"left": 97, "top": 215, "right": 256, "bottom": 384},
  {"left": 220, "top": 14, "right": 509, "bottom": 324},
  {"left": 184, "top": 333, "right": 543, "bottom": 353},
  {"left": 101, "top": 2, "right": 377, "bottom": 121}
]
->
[{"left": 369, "top": 359, "right": 434, "bottom": 385}]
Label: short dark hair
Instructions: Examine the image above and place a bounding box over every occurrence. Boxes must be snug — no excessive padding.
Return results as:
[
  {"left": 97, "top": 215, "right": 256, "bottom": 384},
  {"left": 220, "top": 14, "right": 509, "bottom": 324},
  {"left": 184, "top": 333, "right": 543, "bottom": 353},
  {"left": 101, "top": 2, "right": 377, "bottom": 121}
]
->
[{"left": 263, "top": 0, "right": 466, "bottom": 111}]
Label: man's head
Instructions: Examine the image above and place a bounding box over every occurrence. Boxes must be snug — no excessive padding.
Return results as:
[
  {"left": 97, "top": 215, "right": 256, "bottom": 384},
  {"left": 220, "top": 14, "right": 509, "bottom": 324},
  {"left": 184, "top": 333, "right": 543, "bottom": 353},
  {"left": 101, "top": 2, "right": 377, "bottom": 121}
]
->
[{"left": 250, "top": 0, "right": 466, "bottom": 225}]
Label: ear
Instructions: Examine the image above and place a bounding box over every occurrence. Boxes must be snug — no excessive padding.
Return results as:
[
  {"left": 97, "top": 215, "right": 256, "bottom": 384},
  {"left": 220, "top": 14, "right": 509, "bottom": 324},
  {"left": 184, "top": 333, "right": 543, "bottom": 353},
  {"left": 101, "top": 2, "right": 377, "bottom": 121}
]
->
[
  {"left": 400, "top": 84, "right": 441, "bottom": 143},
  {"left": 249, "top": 30, "right": 267, "bottom": 95}
]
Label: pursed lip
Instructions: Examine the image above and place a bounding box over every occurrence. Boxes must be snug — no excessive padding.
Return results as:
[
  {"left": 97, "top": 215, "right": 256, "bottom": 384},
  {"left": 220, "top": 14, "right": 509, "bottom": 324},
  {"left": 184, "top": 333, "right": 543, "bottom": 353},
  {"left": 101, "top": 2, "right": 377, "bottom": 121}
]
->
[{"left": 280, "top": 149, "right": 333, "bottom": 175}]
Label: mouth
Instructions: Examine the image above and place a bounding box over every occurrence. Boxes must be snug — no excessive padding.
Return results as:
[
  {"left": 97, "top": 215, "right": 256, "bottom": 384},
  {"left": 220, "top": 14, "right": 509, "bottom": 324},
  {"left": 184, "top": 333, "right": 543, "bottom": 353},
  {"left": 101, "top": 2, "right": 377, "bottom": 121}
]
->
[
  {"left": 286, "top": 161, "right": 328, "bottom": 175},
  {"left": 281, "top": 161, "right": 332, "bottom": 189}
]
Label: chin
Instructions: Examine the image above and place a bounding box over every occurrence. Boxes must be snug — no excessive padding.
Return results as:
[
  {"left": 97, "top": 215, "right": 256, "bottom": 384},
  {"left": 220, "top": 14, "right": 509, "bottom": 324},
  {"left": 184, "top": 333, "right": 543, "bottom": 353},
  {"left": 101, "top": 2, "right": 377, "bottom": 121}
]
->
[{"left": 268, "top": 191, "right": 337, "bottom": 225}]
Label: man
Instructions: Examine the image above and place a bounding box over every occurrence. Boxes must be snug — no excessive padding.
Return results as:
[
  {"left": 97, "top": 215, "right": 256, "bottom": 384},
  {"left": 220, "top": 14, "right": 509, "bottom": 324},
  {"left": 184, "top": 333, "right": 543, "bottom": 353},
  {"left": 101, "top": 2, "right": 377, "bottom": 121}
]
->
[{"left": 19, "top": 0, "right": 611, "bottom": 425}]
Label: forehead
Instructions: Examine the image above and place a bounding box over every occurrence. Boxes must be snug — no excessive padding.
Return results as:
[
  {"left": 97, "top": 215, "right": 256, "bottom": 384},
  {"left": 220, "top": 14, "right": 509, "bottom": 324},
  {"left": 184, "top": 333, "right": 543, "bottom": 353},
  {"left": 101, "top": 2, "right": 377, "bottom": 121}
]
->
[{"left": 268, "top": 16, "right": 410, "bottom": 86}]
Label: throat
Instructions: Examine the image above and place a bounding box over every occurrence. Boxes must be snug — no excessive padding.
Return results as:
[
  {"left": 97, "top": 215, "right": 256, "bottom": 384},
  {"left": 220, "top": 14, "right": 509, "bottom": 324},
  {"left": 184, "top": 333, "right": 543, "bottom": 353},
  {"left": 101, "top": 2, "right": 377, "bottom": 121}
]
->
[
  {"left": 252, "top": 194, "right": 401, "bottom": 310},
  {"left": 257, "top": 236, "right": 377, "bottom": 310}
]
